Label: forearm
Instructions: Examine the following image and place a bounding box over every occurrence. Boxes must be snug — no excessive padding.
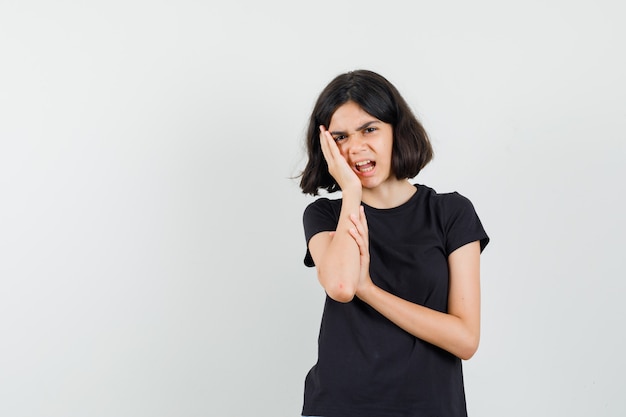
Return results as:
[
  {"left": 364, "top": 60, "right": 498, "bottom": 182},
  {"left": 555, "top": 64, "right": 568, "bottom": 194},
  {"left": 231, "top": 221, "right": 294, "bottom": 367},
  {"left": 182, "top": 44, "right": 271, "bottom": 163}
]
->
[
  {"left": 357, "top": 284, "right": 480, "bottom": 360},
  {"left": 315, "top": 189, "right": 363, "bottom": 302}
]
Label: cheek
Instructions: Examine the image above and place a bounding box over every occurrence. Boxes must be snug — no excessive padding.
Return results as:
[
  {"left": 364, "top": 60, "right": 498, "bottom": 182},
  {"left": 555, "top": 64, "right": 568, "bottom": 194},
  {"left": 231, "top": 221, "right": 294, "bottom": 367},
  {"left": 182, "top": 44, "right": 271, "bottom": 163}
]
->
[{"left": 337, "top": 144, "right": 350, "bottom": 159}]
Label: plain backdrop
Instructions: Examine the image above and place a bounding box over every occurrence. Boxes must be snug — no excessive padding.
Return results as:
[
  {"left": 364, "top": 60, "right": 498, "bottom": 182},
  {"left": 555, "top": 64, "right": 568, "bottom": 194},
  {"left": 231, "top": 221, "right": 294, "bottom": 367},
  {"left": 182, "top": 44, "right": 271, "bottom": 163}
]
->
[{"left": 1, "top": 1, "right": 624, "bottom": 416}]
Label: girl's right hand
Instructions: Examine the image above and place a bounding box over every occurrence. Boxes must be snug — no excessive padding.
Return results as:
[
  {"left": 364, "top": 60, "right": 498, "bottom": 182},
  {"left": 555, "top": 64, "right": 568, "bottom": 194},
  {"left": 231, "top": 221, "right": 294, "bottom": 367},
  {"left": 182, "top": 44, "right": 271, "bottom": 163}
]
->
[{"left": 319, "top": 125, "right": 362, "bottom": 192}]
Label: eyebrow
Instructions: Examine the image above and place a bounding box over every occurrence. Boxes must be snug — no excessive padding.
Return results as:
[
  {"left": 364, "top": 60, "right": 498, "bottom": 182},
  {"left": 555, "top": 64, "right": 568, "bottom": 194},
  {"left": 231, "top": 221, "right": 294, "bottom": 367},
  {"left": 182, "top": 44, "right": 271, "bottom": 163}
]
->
[{"left": 330, "top": 120, "right": 380, "bottom": 135}]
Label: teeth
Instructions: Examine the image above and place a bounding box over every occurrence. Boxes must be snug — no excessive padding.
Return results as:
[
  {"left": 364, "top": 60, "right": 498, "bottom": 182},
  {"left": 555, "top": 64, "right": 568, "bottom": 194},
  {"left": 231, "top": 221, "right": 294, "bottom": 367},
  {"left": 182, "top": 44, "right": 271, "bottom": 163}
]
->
[{"left": 355, "top": 160, "right": 375, "bottom": 173}]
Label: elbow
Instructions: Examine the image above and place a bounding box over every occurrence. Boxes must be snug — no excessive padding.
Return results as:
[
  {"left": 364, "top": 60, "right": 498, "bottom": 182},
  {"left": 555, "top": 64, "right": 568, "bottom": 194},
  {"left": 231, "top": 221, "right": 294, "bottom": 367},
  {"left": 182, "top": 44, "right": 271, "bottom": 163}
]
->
[
  {"left": 325, "top": 281, "right": 356, "bottom": 303},
  {"left": 318, "top": 270, "right": 356, "bottom": 303},
  {"left": 457, "top": 336, "right": 480, "bottom": 361}
]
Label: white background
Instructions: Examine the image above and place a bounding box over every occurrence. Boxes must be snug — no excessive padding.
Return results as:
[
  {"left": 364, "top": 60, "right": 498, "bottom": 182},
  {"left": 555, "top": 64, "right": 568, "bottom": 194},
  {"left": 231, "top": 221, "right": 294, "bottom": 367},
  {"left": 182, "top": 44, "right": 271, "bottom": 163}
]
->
[{"left": 1, "top": 1, "right": 624, "bottom": 416}]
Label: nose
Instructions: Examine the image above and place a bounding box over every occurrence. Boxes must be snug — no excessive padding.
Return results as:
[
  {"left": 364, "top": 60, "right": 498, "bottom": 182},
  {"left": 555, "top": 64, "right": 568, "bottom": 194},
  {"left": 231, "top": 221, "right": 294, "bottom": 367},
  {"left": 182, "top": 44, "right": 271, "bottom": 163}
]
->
[{"left": 348, "top": 133, "right": 368, "bottom": 154}]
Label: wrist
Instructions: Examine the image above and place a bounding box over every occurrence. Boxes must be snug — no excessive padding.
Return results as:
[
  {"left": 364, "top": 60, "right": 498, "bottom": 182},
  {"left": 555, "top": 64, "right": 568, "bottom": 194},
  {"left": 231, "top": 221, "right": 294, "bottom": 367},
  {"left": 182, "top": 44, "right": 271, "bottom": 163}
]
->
[
  {"left": 340, "top": 185, "right": 363, "bottom": 202},
  {"left": 356, "top": 278, "right": 377, "bottom": 301}
]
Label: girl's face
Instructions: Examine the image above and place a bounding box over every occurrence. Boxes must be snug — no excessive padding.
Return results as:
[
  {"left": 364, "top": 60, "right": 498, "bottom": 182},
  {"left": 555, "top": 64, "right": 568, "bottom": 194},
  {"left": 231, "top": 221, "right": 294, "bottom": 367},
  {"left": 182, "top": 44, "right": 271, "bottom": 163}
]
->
[{"left": 328, "top": 101, "right": 395, "bottom": 190}]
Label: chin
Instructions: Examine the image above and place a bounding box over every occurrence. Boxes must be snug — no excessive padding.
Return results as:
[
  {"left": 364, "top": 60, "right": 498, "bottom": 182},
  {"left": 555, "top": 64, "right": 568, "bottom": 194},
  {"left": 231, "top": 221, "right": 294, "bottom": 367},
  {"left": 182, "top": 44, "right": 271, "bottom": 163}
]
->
[{"left": 360, "top": 178, "right": 382, "bottom": 189}]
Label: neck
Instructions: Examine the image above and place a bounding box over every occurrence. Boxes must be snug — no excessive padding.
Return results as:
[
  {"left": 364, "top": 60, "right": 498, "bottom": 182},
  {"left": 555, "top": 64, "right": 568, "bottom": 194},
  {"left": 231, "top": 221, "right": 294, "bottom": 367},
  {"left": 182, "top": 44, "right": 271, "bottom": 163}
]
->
[{"left": 361, "top": 179, "right": 416, "bottom": 209}]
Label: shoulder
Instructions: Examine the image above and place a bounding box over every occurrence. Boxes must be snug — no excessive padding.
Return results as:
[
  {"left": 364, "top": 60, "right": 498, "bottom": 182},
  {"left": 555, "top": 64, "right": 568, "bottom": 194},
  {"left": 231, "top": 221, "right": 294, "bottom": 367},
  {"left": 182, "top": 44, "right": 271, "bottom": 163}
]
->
[
  {"left": 420, "top": 185, "right": 489, "bottom": 253},
  {"left": 416, "top": 183, "right": 489, "bottom": 252},
  {"left": 302, "top": 196, "right": 342, "bottom": 236},
  {"left": 303, "top": 196, "right": 342, "bottom": 218},
  {"left": 438, "top": 191, "right": 477, "bottom": 215},
  {"left": 302, "top": 196, "right": 343, "bottom": 260},
  {"left": 417, "top": 184, "right": 476, "bottom": 214}
]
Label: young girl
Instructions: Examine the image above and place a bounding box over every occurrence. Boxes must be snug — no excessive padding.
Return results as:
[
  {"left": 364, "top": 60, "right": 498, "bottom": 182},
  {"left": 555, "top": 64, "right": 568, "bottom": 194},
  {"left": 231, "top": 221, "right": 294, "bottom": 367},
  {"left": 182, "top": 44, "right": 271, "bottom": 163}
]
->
[{"left": 298, "top": 70, "right": 489, "bottom": 417}]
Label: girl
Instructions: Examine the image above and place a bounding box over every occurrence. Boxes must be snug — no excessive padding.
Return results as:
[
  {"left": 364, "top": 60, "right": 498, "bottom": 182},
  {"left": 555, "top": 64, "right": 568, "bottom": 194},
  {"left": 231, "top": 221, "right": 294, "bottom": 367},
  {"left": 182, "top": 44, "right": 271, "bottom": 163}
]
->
[{"left": 299, "top": 70, "right": 489, "bottom": 417}]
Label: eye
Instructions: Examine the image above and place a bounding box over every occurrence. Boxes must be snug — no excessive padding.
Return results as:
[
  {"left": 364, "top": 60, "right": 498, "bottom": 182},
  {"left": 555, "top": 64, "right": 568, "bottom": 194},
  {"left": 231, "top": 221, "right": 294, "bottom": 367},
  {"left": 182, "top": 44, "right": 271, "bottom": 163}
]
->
[
  {"left": 333, "top": 135, "right": 347, "bottom": 142},
  {"left": 364, "top": 127, "right": 377, "bottom": 134}
]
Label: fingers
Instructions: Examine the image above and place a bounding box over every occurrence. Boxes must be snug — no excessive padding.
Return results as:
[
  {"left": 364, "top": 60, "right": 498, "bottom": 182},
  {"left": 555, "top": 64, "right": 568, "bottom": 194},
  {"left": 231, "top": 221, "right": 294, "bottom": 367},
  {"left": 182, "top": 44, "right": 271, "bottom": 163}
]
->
[
  {"left": 359, "top": 205, "right": 368, "bottom": 235},
  {"left": 319, "top": 125, "right": 335, "bottom": 163},
  {"left": 358, "top": 206, "right": 369, "bottom": 250},
  {"left": 318, "top": 125, "right": 328, "bottom": 156},
  {"left": 348, "top": 226, "right": 366, "bottom": 252},
  {"left": 319, "top": 126, "right": 363, "bottom": 192},
  {"left": 349, "top": 213, "right": 364, "bottom": 236},
  {"left": 350, "top": 207, "right": 368, "bottom": 236},
  {"left": 348, "top": 206, "right": 369, "bottom": 251},
  {"left": 320, "top": 125, "right": 346, "bottom": 162}
]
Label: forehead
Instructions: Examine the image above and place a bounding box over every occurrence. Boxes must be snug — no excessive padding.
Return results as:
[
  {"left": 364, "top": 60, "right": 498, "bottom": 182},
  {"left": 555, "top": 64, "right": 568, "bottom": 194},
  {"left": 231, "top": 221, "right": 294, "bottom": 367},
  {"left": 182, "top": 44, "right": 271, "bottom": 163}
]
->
[{"left": 329, "top": 101, "right": 378, "bottom": 129}]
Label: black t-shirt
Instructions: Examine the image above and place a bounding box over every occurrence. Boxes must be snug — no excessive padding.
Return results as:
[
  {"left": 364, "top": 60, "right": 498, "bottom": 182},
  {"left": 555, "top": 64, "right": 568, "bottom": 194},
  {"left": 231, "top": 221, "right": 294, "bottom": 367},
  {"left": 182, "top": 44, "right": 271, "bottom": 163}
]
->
[{"left": 302, "top": 184, "right": 489, "bottom": 417}]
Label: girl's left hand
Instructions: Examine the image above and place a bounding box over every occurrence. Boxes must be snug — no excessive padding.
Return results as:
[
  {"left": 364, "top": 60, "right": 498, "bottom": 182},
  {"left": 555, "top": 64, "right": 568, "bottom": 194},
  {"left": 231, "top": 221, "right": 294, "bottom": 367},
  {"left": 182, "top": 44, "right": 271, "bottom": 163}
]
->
[{"left": 347, "top": 206, "right": 375, "bottom": 295}]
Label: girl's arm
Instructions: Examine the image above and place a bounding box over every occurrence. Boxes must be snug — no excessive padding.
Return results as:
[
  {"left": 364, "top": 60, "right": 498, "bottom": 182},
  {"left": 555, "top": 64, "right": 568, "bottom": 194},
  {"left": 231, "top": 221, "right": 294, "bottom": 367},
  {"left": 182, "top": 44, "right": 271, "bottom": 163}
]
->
[
  {"left": 349, "top": 207, "right": 482, "bottom": 359},
  {"left": 308, "top": 126, "right": 363, "bottom": 303}
]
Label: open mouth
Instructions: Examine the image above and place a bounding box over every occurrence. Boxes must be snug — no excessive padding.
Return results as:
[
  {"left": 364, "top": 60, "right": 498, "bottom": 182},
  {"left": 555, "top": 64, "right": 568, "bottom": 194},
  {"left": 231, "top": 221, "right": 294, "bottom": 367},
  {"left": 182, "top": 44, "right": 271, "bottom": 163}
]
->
[{"left": 355, "top": 160, "right": 376, "bottom": 173}]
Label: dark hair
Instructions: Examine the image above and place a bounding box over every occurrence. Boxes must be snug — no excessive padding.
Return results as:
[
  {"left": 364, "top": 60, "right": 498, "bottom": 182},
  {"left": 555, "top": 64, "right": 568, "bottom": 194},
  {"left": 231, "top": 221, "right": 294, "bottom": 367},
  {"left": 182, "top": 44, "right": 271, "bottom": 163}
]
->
[{"left": 299, "top": 70, "right": 433, "bottom": 195}]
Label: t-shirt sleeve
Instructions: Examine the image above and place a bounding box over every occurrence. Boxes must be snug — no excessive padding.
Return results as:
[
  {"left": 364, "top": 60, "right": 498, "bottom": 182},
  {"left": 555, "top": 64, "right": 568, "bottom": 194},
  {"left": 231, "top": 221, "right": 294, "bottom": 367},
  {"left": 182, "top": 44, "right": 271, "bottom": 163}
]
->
[
  {"left": 302, "top": 198, "right": 339, "bottom": 267},
  {"left": 444, "top": 192, "right": 490, "bottom": 255}
]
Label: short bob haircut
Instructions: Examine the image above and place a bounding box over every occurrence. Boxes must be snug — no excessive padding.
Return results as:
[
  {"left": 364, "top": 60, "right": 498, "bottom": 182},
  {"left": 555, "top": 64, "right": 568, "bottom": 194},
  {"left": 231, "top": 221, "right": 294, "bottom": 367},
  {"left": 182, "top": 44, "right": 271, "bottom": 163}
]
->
[{"left": 299, "top": 70, "right": 433, "bottom": 195}]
